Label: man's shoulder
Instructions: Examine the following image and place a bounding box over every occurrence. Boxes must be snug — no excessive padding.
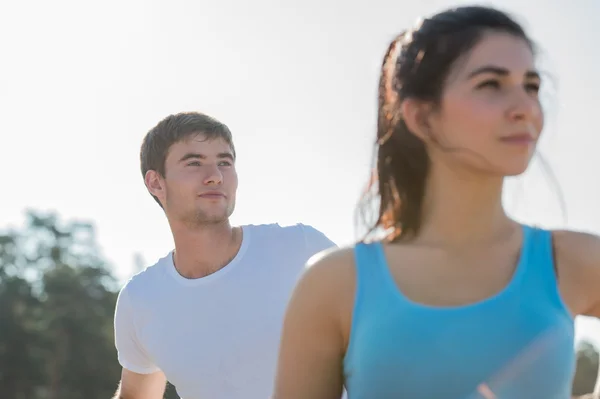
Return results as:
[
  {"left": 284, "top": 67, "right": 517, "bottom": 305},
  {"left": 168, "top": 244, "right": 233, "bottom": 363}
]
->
[
  {"left": 243, "top": 222, "right": 336, "bottom": 259},
  {"left": 243, "top": 222, "right": 330, "bottom": 243},
  {"left": 243, "top": 222, "right": 304, "bottom": 232},
  {"left": 242, "top": 222, "right": 297, "bottom": 239},
  {"left": 119, "top": 252, "right": 172, "bottom": 301}
]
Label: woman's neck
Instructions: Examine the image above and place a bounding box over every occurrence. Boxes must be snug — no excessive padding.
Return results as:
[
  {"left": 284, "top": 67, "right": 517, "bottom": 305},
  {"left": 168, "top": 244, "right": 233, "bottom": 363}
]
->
[{"left": 417, "top": 166, "right": 514, "bottom": 248}]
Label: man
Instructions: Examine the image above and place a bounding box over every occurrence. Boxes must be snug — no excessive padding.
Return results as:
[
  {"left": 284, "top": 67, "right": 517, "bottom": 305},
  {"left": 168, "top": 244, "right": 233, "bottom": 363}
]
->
[{"left": 112, "top": 112, "right": 336, "bottom": 399}]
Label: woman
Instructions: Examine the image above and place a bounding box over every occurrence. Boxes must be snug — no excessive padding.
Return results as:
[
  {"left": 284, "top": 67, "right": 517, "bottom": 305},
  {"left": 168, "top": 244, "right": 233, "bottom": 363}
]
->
[{"left": 273, "top": 5, "right": 600, "bottom": 399}]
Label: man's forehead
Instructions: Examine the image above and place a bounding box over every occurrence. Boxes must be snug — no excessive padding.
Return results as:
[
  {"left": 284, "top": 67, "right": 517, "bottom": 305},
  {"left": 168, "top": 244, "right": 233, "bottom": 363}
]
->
[
  {"left": 186, "top": 132, "right": 231, "bottom": 145},
  {"left": 166, "top": 134, "right": 234, "bottom": 161},
  {"left": 177, "top": 134, "right": 232, "bottom": 151}
]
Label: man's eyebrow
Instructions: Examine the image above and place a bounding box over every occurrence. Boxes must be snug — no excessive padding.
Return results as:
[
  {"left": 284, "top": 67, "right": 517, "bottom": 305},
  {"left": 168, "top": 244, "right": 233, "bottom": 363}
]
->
[
  {"left": 178, "top": 152, "right": 235, "bottom": 162},
  {"left": 217, "top": 152, "right": 234, "bottom": 160},
  {"left": 178, "top": 153, "right": 205, "bottom": 162}
]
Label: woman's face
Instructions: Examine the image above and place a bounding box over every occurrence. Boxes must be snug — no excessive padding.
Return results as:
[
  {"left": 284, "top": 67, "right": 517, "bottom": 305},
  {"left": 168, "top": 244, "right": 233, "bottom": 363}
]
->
[{"left": 427, "top": 31, "right": 544, "bottom": 177}]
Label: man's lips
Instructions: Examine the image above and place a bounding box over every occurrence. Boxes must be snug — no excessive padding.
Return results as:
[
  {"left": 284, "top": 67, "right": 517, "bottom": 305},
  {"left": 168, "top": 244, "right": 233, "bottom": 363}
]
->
[{"left": 198, "top": 191, "right": 226, "bottom": 198}]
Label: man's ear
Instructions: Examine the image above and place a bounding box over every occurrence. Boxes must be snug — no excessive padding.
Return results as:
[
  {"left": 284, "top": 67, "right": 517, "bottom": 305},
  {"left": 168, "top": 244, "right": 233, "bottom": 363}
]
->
[{"left": 145, "top": 170, "right": 165, "bottom": 202}]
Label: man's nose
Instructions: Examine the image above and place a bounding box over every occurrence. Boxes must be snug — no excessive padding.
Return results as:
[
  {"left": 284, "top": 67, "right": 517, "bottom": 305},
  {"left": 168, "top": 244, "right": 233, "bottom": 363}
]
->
[{"left": 203, "top": 165, "right": 223, "bottom": 185}]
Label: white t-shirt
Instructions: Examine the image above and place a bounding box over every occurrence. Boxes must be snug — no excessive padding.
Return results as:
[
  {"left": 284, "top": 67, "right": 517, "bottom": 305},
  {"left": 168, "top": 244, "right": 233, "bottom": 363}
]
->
[{"left": 114, "top": 223, "right": 336, "bottom": 399}]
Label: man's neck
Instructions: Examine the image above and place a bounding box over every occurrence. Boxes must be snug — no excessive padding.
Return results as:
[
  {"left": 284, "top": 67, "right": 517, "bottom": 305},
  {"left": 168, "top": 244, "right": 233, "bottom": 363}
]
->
[{"left": 170, "top": 221, "right": 243, "bottom": 279}]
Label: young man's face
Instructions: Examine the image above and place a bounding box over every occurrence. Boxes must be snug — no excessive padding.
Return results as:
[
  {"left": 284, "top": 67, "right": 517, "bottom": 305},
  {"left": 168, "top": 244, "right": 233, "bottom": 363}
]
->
[{"left": 147, "top": 133, "right": 238, "bottom": 226}]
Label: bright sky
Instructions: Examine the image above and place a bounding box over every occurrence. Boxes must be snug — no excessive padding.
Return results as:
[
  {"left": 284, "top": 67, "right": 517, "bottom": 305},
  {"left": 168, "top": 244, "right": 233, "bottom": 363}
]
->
[{"left": 1, "top": 0, "right": 599, "bottom": 346}]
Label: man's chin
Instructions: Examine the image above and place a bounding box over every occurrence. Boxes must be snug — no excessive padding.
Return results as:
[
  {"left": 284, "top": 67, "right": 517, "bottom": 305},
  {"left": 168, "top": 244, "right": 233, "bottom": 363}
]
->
[
  {"left": 202, "top": 217, "right": 229, "bottom": 225},
  {"left": 195, "top": 210, "right": 232, "bottom": 225}
]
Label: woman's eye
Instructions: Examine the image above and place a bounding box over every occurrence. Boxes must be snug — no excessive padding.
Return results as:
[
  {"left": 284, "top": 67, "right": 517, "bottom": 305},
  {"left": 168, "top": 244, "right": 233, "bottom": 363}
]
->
[{"left": 477, "top": 80, "right": 500, "bottom": 89}]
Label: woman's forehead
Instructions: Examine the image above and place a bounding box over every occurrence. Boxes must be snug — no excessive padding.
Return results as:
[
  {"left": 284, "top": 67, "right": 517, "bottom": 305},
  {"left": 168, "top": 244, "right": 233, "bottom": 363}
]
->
[{"left": 448, "top": 33, "right": 536, "bottom": 82}]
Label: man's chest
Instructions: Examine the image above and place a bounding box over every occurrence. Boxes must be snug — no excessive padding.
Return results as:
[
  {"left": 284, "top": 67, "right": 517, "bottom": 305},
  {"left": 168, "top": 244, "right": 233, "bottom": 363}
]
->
[{"left": 137, "top": 279, "right": 295, "bottom": 398}]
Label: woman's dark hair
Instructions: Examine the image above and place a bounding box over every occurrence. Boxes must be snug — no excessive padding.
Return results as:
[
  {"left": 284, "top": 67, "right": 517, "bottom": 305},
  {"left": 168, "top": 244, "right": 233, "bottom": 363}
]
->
[{"left": 359, "top": 5, "right": 534, "bottom": 242}]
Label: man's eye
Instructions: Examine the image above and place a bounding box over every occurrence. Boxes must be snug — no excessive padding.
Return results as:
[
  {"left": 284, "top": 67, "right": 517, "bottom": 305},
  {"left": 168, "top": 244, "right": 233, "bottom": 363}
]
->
[{"left": 525, "top": 83, "right": 540, "bottom": 94}]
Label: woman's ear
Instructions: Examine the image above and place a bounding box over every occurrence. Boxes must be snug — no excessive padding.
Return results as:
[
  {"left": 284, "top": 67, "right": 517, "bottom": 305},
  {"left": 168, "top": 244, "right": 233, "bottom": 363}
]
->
[{"left": 400, "top": 99, "right": 434, "bottom": 142}]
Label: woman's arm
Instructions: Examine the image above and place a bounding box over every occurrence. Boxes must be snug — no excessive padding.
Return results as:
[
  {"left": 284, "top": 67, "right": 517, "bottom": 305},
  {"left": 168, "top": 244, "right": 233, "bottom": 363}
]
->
[
  {"left": 273, "top": 249, "right": 355, "bottom": 399},
  {"left": 554, "top": 231, "right": 600, "bottom": 398},
  {"left": 554, "top": 230, "right": 600, "bottom": 318}
]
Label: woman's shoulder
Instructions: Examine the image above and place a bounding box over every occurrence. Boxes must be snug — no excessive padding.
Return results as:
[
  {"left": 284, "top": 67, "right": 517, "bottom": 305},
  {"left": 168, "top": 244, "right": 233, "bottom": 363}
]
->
[
  {"left": 551, "top": 229, "right": 600, "bottom": 272},
  {"left": 551, "top": 229, "right": 600, "bottom": 317},
  {"left": 302, "top": 245, "right": 358, "bottom": 290}
]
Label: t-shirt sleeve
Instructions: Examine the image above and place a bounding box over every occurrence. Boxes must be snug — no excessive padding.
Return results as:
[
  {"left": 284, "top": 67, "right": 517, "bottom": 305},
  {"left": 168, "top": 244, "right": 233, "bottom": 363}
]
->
[
  {"left": 114, "top": 286, "right": 161, "bottom": 374},
  {"left": 300, "top": 224, "right": 338, "bottom": 258}
]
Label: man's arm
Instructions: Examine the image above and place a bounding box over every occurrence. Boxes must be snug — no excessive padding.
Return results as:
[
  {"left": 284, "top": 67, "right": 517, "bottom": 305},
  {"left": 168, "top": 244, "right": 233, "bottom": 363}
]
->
[
  {"left": 112, "top": 369, "right": 166, "bottom": 399},
  {"left": 113, "top": 286, "right": 166, "bottom": 399}
]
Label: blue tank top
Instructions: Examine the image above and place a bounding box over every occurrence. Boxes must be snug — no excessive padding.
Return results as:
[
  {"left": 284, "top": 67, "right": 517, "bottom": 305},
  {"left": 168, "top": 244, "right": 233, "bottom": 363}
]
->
[{"left": 343, "top": 225, "right": 575, "bottom": 399}]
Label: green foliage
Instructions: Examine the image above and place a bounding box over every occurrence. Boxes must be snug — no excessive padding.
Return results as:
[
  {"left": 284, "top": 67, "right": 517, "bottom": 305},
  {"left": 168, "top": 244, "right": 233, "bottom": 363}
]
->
[
  {"left": 573, "top": 340, "right": 600, "bottom": 396},
  {"left": 0, "top": 210, "right": 121, "bottom": 399}
]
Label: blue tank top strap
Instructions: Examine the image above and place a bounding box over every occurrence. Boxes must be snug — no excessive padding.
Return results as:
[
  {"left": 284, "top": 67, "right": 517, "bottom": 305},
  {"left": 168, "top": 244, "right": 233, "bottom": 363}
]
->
[
  {"left": 520, "top": 224, "right": 572, "bottom": 320},
  {"left": 346, "top": 241, "right": 393, "bottom": 372},
  {"left": 352, "top": 241, "right": 391, "bottom": 300}
]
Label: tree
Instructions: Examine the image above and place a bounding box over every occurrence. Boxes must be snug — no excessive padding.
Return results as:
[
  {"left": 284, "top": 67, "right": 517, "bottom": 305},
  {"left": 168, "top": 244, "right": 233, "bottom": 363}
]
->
[
  {"left": 0, "top": 274, "right": 44, "bottom": 399},
  {"left": 573, "top": 340, "right": 599, "bottom": 396},
  {"left": 0, "top": 210, "right": 120, "bottom": 399}
]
